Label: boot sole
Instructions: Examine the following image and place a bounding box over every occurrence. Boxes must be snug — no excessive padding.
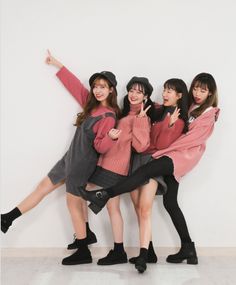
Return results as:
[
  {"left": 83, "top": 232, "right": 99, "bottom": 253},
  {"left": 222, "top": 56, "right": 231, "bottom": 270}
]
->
[
  {"left": 166, "top": 257, "right": 198, "bottom": 264},
  {"left": 62, "top": 259, "right": 93, "bottom": 265},
  {"left": 129, "top": 258, "right": 157, "bottom": 264},
  {"left": 97, "top": 260, "right": 128, "bottom": 266}
]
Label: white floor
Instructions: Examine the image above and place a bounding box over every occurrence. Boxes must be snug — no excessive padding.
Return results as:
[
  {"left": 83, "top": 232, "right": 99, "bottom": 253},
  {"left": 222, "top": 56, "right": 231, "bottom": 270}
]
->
[{"left": 1, "top": 248, "right": 236, "bottom": 285}]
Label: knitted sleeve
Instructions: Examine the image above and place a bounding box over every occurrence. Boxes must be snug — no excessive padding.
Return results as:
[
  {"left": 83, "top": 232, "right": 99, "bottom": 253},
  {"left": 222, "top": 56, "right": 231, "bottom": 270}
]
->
[
  {"left": 93, "top": 116, "right": 117, "bottom": 154},
  {"left": 132, "top": 116, "right": 151, "bottom": 152},
  {"left": 56, "top": 66, "right": 89, "bottom": 107}
]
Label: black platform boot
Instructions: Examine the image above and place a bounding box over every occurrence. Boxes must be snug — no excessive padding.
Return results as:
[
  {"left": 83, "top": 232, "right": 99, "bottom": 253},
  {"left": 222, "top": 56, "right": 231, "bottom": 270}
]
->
[
  {"left": 97, "top": 250, "right": 128, "bottom": 265},
  {"left": 1, "top": 216, "right": 12, "bottom": 233},
  {"left": 129, "top": 241, "right": 158, "bottom": 264},
  {"left": 97, "top": 242, "right": 128, "bottom": 265},
  {"left": 67, "top": 227, "right": 97, "bottom": 249},
  {"left": 62, "top": 239, "right": 92, "bottom": 265},
  {"left": 78, "top": 188, "right": 110, "bottom": 214},
  {"left": 166, "top": 242, "right": 198, "bottom": 264},
  {"left": 1, "top": 208, "right": 22, "bottom": 233}
]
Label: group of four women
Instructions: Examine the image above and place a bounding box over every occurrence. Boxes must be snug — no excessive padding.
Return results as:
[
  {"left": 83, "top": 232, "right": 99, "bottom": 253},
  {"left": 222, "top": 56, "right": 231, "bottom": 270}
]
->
[{"left": 1, "top": 51, "right": 219, "bottom": 273}]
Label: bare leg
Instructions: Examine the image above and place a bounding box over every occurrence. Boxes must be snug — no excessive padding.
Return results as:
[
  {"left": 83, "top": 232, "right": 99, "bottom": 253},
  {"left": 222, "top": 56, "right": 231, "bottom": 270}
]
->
[
  {"left": 106, "top": 197, "right": 123, "bottom": 243},
  {"left": 130, "top": 189, "right": 141, "bottom": 225},
  {"left": 81, "top": 200, "right": 88, "bottom": 223},
  {"left": 138, "top": 179, "right": 157, "bottom": 248},
  {"left": 17, "top": 176, "right": 64, "bottom": 214},
  {"left": 66, "top": 193, "right": 87, "bottom": 239}
]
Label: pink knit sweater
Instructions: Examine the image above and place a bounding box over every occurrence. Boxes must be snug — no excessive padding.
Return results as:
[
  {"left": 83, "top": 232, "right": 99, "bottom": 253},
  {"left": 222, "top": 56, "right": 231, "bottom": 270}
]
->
[
  {"left": 152, "top": 107, "right": 220, "bottom": 182},
  {"left": 97, "top": 104, "right": 151, "bottom": 176}
]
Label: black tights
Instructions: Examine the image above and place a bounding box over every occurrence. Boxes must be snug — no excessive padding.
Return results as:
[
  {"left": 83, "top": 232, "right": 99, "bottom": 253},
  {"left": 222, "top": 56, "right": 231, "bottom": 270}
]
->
[
  {"left": 108, "top": 156, "right": 174, "bottom": 197},
  {"left": 163, "top": 175, "right": 192, "bottom": 243}
]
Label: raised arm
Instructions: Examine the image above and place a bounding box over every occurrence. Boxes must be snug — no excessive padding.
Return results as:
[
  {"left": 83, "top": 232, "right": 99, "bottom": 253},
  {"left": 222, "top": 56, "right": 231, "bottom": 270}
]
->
[{"left": 45, "top": 50, "right": 89, "bottom": 107}]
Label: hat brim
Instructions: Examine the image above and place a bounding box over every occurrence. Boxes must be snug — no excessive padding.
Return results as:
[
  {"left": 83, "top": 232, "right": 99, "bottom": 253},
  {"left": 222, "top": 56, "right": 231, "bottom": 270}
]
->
[{"left": 89, "top": 73, "right": 116, "bottom": 89}]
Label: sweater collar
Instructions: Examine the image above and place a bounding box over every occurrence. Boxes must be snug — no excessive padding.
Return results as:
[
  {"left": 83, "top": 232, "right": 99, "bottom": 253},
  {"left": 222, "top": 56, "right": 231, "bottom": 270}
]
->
[{"left": 129, "top": 103, "right": 142, "bottom": 115}]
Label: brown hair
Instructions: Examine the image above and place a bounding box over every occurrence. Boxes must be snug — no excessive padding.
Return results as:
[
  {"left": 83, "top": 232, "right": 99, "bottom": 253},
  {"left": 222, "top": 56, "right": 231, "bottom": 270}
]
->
[
  {"left": 189, "top": 73, "right": 218, "bottom": 118},
  {"left": 75, "top": 77, "right": 121, "bottom": 127}
]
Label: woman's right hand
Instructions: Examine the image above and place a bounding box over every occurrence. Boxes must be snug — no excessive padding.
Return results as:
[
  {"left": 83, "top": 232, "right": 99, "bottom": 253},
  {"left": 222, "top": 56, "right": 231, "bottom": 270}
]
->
[
  {"left": 169, "top": 107, "right": 180, "bottom": 126},
  {"left": 45, "top": 50, "right": 63, "bottom": 69},
  {"left": 108, "top": 128, "right": 122, "bottom": 140}
]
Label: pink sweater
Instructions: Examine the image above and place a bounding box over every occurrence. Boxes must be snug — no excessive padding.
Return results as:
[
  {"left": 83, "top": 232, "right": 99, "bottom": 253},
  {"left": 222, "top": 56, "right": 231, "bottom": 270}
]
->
[
  {"left": 97, "top": 104, "right": 151, "bottom": 176},
  {"left": 152, "top": 107, "right": 220, "bottom": 182},
  {"left": 56, "top": 66, "right": 116, "bottom": 154},
  {"left": 145, "top": 115, "right": 184, "bottom": 153}
]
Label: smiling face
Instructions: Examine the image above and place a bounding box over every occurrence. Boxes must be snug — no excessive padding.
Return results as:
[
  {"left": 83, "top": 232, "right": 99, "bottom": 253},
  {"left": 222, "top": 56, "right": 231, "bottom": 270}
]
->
[
  {"left": 128, "top": 83, "right": 147, "bottom": 105},
  {"left": 192, "top": 84, "right": 211, "bottom": 105},
  {"left": 162, "top": 87, "right": 182, "bottom": 107},
  {"left": 92, "top": 79, "right": 113, "bottom": 105}
]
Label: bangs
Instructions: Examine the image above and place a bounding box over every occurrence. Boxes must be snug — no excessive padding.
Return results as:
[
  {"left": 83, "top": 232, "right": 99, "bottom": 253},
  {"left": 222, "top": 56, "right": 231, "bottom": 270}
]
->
[
  {"left": 92, "top": 77, "right": 109, "bottom": 88},
  {"left": 129, "top": 83, "right": 145, "bottom": 94},
  {"left": 193, "top": 80, "right": 209, "bottom": 90},
  {"left": 163, "top": 81, "right": 177, "bottom": 91}
]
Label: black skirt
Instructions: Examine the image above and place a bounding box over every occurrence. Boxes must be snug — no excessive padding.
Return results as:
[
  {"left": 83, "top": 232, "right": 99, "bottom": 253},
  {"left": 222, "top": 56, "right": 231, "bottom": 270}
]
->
[{"left": 89, "top": 166, "right": 127, "bottom": 188}]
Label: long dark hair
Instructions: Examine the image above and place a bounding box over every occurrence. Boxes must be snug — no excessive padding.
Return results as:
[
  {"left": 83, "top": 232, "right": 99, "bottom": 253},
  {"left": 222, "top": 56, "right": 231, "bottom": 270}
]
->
[
  {"left": 120, "top": 82, "right": 156, "bottom": 123},
  {"left": 155, "top": 79, "right": 189, "bottom": 133},
  {"left": 75, "top": 76, "right": 121, "bottom": 127},
  {"left": 189, "top": 73, "right": 218, "bottom": 118}
]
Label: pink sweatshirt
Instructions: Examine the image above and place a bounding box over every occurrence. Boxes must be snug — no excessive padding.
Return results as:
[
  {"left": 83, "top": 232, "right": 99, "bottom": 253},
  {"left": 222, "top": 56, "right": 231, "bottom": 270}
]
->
[
  {"left": 56, "top": 66, "right": 116, "bottom": 154},
  {"left": 152, "top": 107, "right": 220, "bottom": 182},
  {"left": 97, "top": 103, "right": 151, "bottom": 176}
]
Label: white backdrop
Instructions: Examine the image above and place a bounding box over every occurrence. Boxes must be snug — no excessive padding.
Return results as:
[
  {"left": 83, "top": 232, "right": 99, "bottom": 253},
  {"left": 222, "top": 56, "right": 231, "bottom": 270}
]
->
[{"left": 1, "top": 0, "right": 236, "bottom": 248}]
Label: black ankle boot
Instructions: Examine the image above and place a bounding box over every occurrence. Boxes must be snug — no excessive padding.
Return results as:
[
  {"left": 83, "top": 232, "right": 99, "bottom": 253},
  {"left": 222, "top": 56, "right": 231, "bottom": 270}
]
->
[
  {"left": 166, "top": 242, "right": 198, "bottom": 264},
  {"left": 129, "top": 241, "right": 158, "bottom": 264},
  {"left": 1, "top": 208, "right": 22, "bottom": 233},
  {"left": 1, "top": 215, "right": 12, "bottom": 233},
  {"left": 78, "top": 188, "right": 110, "bottom": 214},
  {"left": 62, "top": 246, "right": 92, "bottom": 265},
  {"left": 129, "top": 251, "right": 157, "bottom": 264},
  {"left": 97, "top": 250, "right": 128, "bottom": 265},
  {"left": 67, "top": 230, "right": 97, "bottom": 250}
]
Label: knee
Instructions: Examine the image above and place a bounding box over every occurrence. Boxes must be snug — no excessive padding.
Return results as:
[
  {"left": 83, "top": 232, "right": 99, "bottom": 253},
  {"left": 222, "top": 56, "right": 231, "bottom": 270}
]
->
[
  {"left": 107, "top": 201, "right": 121, "bottom": 217},
  {"left": 138, "top": 205, "right": 152, "bottom": 221},
  {"left": 163, "top": 198, "right": 178, "bottom": 213},
  {"left": 66, "top": 194, "right": 82, "bottom": 209},
  {"left": 37, "top": 177, "right": 54, "bottom": 196}
]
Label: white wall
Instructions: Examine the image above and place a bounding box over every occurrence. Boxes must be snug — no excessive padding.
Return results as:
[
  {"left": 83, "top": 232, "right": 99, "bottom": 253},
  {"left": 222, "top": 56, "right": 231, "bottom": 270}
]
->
[{"left": 1, "top": 0, "right": 236, "bottom": 248}]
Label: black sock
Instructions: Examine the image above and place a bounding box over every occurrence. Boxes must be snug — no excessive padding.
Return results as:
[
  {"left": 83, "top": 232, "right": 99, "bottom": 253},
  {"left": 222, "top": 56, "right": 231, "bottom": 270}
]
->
[
  {"left": 139, "top": 248, "right": 148, "bottom": 260},
  {"left": 114, "top": 242, "right": 124, "bottom": 253},
  {"left": 2, "top": 207, "right": 22, "bottom": 224}
]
